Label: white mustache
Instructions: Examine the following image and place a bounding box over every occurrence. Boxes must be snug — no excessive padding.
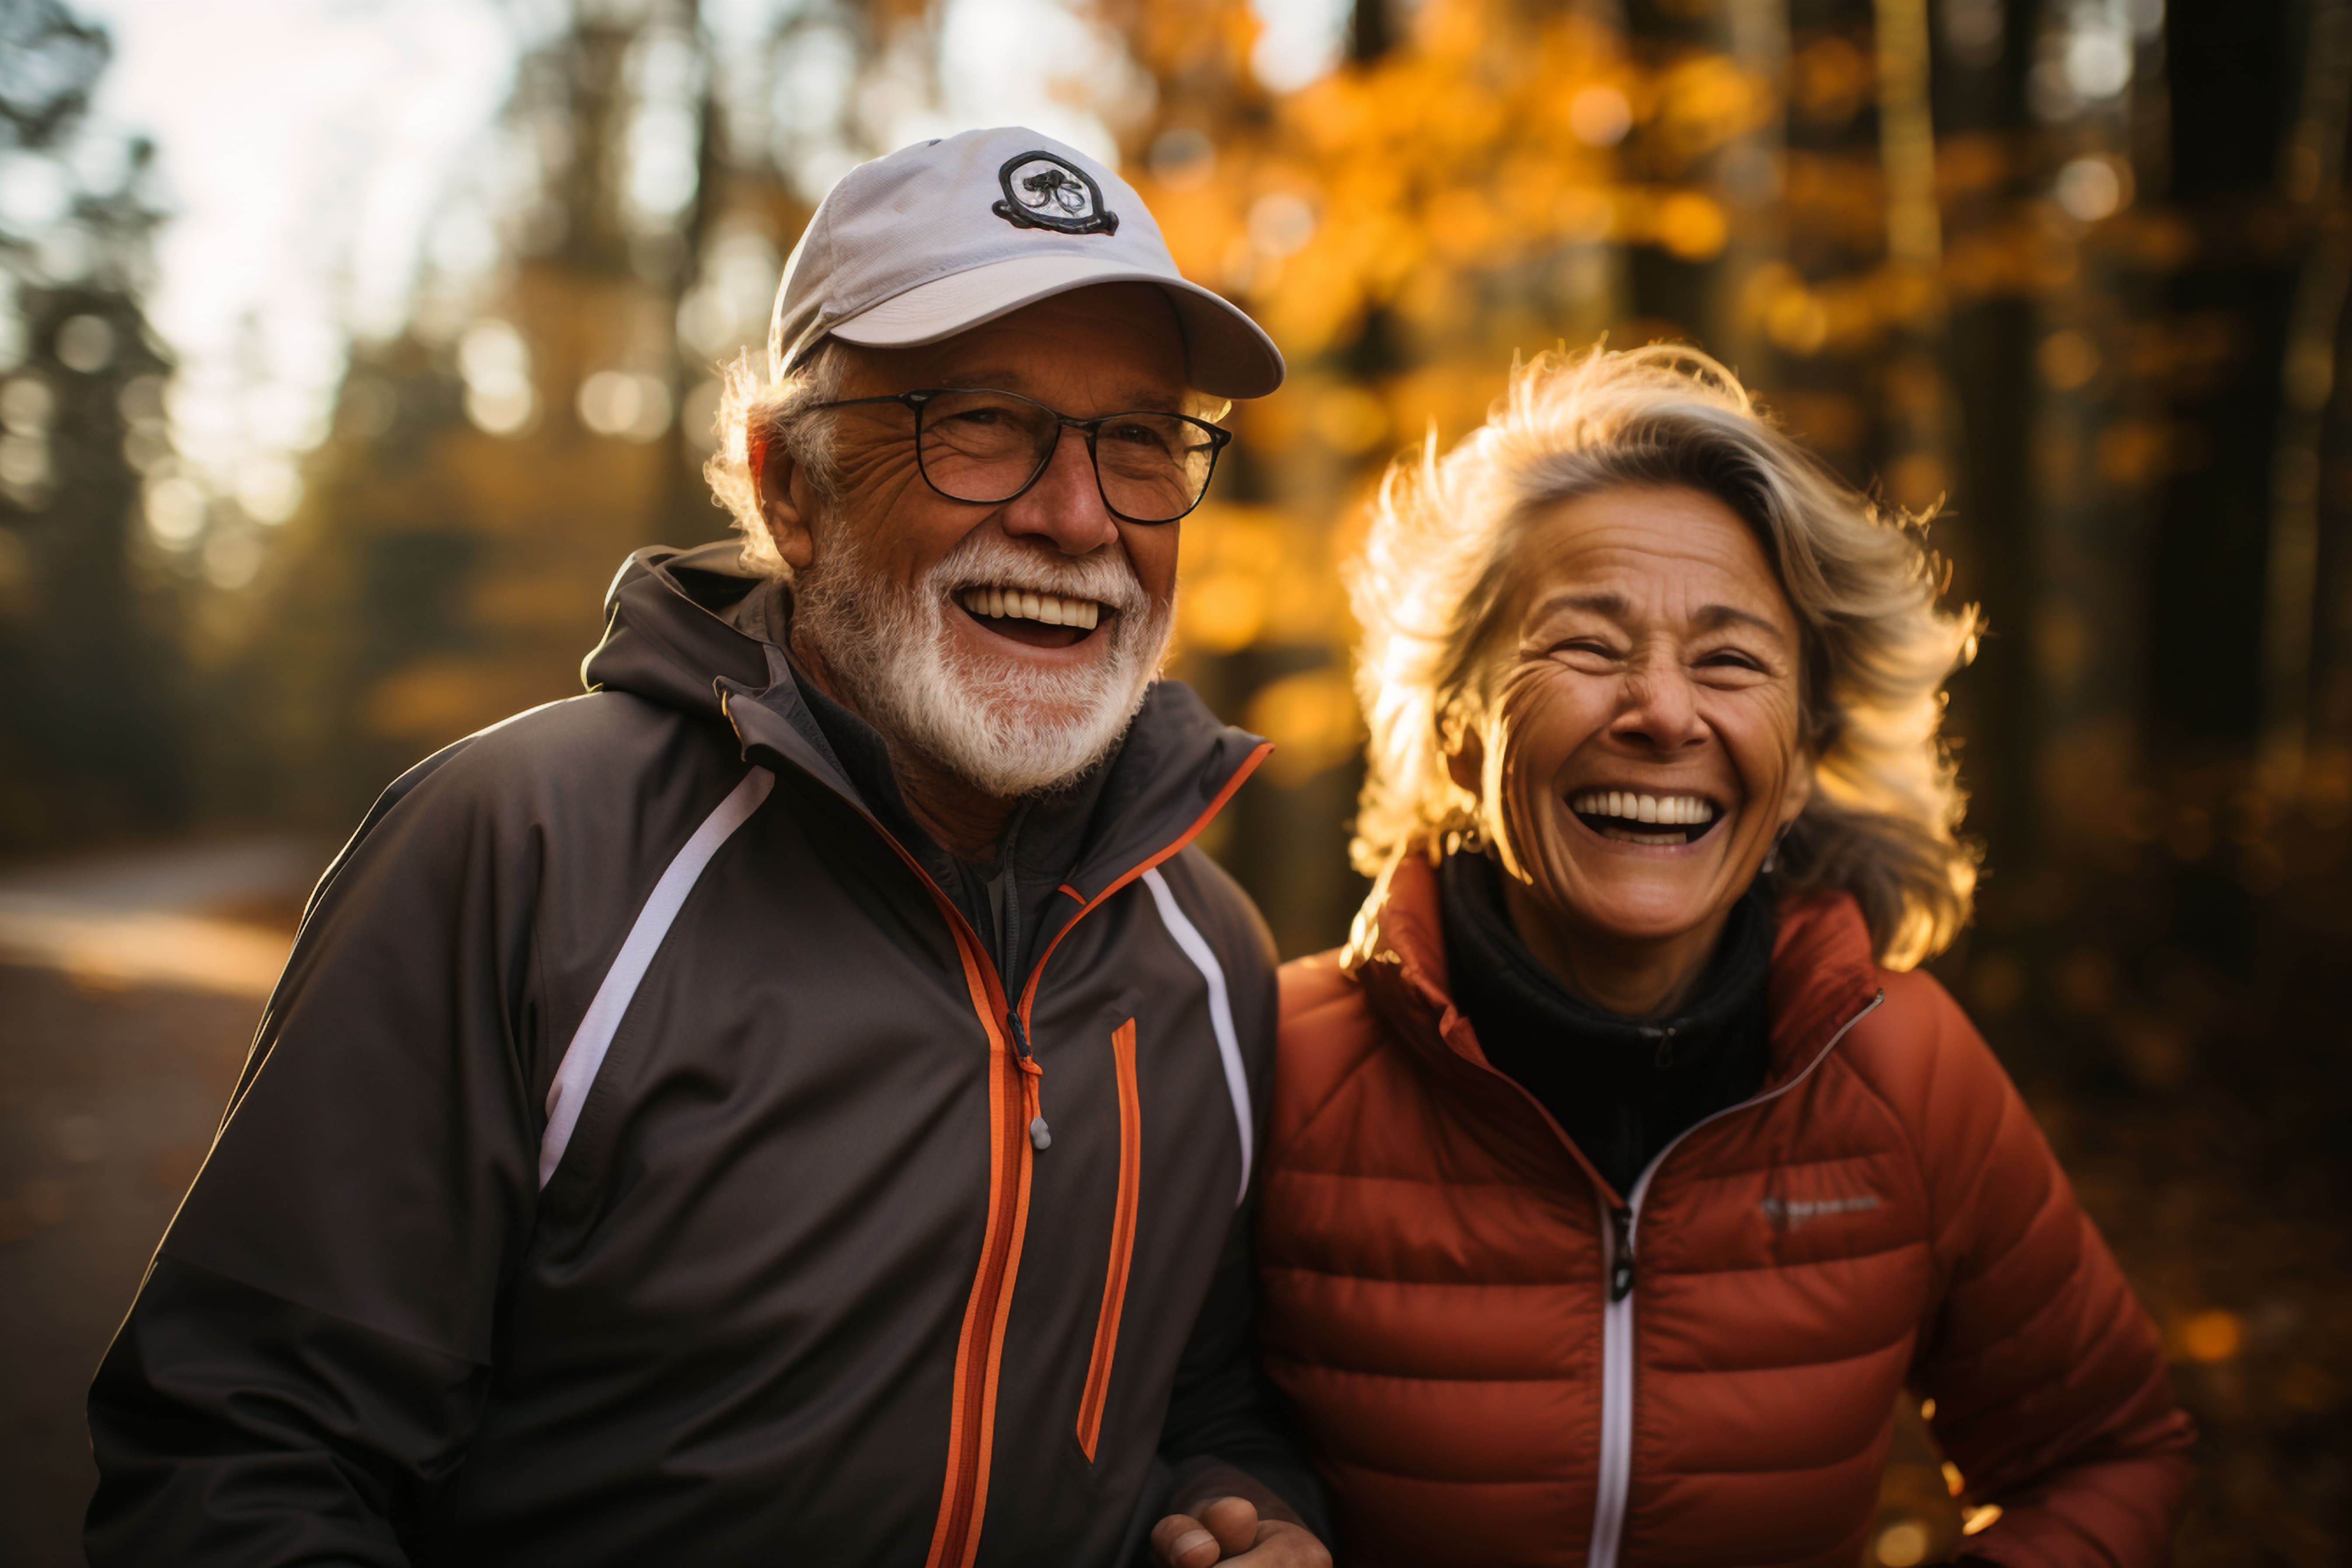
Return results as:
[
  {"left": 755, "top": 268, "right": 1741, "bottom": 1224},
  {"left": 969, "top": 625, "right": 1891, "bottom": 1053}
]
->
[{"left": 927, "top": 533, "right": 1150, "bottom": 617}]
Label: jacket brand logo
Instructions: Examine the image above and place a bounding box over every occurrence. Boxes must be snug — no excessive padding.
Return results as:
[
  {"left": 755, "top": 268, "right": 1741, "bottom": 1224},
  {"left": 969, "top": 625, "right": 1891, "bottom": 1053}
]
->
[{"left": 1759, "top": 1194, "right": 1880, "bottom": 1231}]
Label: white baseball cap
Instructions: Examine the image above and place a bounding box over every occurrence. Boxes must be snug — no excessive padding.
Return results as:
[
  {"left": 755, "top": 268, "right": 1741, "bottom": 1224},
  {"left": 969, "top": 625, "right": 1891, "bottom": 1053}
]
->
[{"left": 768, "top": 127, "right": 1284, "bottom": 399}]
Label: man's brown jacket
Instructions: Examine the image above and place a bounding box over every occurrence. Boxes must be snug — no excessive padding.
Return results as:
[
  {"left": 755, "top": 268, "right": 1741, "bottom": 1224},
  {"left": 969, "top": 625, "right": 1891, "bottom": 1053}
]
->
[{"left": 87, "top": 546, "right": 1301, "bottom": 1566}]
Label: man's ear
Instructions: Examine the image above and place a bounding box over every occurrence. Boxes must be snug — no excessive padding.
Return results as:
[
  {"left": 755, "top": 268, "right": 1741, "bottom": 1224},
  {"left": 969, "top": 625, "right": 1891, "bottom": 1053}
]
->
[{"left": 751, "top": 428, "right": 816, "bottom": 573}]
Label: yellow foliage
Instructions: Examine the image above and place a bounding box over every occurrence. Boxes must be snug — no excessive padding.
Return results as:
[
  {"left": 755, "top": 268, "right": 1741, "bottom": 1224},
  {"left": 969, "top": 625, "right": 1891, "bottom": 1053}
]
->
[
  {"left": 1651, "top": 52, "right": 1776, "bottom": 168},
  {"left": 1246, "top": 668, "right": 1366, "bottom": 783},
  {"left": 1099, "top": 0, "right": 2013, "bottom": 680},
  {"left": 1310, "top": 384, "right": 1389, "bottom": 454},
  {"left": 1791, "top": 34, "right": 1873, "bottom": 127},
  {"left": 1652, "top": 191, "right": 1729, "bottom": 261},
  {"left": 1174, "top": 501, "right": 1355, "bottom": 657},
  {"left": 364, "top": 657, "right": 540, "bottom": 744},
  {"left": 1119, "top": 0, "right": 1640, "bottom": 370}
]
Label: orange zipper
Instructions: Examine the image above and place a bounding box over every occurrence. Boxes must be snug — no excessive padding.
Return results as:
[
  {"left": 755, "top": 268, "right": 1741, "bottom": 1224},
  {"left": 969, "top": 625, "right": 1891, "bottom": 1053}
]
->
[
  {"left": 913, "top": 907, "right": 1031, "bottom": 1568},
  {"left": 1076, "top": 1018, "right": 1143, "bottom": 1460},
  {"left": 850, "top": 833, "right": 1028, "bottom": 1568},
  {"left": 1014, "top": 742, "right": 1273, "bottom": 1038},
  {"left": 897, "top": 739, "right": 1271, "bottom": 1568}
]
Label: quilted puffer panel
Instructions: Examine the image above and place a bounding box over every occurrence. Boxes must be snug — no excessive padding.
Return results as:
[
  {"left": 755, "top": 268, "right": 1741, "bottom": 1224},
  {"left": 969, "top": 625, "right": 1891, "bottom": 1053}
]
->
[{"left": 1260, "top": 867, "right": 2194, "bottom": 1568}]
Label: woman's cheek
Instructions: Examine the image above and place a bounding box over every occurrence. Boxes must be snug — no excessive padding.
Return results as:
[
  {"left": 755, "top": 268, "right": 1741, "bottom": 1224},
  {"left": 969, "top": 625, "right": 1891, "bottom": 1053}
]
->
[
  {"left": 1502, "top": 661, "right": 1593, "bottom": 748},
  {"left": 1719, "top": 684, "right": 1806, "bottom": 804},
  {"left": 1494, "top": 667, "right": 1590, "bottom": 872}
]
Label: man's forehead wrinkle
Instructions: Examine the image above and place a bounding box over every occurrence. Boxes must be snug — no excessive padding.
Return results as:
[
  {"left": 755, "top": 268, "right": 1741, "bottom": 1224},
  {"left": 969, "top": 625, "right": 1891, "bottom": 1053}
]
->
[
  {"left": 861, "top": 356, "right": 1190, "bottom": 415},
  {"left": 924, "top": 361, "right": 1035, "bottom": 393},
  {"left": 833, "top": 340, "right": 908, "bottom": 398}
]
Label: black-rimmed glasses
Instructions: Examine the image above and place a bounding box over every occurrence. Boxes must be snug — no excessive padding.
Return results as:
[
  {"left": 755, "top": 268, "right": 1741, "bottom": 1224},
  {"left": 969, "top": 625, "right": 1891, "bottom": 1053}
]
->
[{"left": 805, "top": 387, "right": 1232, "bottom": 525}]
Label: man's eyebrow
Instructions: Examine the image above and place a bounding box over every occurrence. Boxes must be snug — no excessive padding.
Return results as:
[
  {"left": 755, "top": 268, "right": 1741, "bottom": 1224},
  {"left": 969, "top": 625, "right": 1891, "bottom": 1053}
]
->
[
  {"left": 931, "top": 366, "right": 1032, "bottom": 394},
  {"left": 928, "top": 369, "right": 1186, "bottom": 412}
]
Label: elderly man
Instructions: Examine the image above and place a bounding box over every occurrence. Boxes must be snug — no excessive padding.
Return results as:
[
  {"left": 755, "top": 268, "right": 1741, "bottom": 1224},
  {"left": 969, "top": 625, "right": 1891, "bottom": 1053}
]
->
[{"left": 86, "top": 129, "right": 1327, "bottom": 1568}]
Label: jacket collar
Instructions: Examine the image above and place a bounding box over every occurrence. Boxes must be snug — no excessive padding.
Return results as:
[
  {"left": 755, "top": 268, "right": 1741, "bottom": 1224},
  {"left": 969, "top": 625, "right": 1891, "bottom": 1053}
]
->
[
  {"left": 584, "top": 544, "right": 1268, "bottom": 901},
  {"left": 1346, "top": 850, "right": 1883, "bottom": 1178}
]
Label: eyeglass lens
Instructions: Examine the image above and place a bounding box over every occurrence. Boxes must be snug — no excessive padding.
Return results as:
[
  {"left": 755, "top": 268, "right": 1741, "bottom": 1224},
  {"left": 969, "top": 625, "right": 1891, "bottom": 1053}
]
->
[{"left": 916, "top": 390, "right": 1217, "bottom": 523}]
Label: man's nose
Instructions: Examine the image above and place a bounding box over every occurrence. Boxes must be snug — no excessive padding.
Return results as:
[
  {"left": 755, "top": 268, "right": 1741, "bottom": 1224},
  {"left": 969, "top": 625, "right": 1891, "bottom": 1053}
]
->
[
  {"left": 1000, "top": 423, "right": 1120, "bottom": 555},
  {"left": 1610, "top": 663, "right": 1707, "bottom": 752}
]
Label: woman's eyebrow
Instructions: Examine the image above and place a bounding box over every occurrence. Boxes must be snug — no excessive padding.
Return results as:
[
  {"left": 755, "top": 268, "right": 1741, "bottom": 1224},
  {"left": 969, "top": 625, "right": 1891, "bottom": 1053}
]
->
[
  {"left": 1531, "top": 592, "right": 1788, "bottom": 644},
  {"left": 1531, "top": 590, "right": 1630, "bottom": 620},
  {"left": 1694, "top": 603, "right": 1788, "bottom": 642}
]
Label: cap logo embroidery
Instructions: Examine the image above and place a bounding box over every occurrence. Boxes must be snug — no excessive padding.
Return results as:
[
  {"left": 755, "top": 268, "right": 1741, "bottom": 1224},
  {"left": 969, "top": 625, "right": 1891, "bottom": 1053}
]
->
[{"left": 992, "top": 150, "right": 1120, "bottom": 236}]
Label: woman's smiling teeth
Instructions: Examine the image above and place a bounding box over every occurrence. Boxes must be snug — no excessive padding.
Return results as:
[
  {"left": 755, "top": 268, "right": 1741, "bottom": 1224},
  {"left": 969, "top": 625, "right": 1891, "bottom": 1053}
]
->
[
  {"left": 957, "top": 586, "right": 1102, "bottom": 630},
  {"left": 1568, "top": 789, "right": 1721, "bottom": 845}
]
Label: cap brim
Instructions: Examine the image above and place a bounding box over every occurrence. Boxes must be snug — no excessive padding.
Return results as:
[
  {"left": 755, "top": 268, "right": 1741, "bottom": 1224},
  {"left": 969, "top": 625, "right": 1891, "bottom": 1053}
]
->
[{"left": 826, "top": 253, "right": 1284, "bottom": 399}]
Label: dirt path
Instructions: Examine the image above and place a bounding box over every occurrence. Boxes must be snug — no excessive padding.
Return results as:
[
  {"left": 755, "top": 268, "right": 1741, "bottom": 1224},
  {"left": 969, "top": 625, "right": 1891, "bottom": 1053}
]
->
[{"left": 0, "top": 965, "right": 257, "bottom": 1567}]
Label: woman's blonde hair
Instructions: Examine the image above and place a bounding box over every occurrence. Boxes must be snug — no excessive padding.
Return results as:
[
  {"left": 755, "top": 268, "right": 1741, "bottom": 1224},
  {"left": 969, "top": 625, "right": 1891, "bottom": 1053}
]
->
[{"left": 1351, "top": 343, "right": 1982, "bottom": 969}]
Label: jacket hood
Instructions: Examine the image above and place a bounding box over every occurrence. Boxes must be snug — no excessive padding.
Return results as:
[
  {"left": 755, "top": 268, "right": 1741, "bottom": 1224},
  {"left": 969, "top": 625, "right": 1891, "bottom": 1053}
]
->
[
  {"left": 581, "top": 542, "right": 774, "bottom": 721},
  {"left": 579, "top": 543, "right": 1271, "bottom": 896}
]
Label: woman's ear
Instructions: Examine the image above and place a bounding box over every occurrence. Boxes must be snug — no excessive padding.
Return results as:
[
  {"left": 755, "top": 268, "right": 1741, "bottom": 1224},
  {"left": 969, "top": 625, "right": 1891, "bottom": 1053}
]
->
[
  {"left": 1444, "top": 721, "right": 1484, "bottom": 799},
  {"left": 1778, "top": 756, "right": 1814, "bottom": 828},
  {"left": 751, "top": 428, "right": 816, "bottom": 573}
]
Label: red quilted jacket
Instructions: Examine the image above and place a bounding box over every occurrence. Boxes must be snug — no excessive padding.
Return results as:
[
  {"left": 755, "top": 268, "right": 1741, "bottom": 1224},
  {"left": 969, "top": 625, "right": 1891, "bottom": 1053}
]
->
[{"left": 1259, "top": 854, "right": 2193, "bottom": 1568}]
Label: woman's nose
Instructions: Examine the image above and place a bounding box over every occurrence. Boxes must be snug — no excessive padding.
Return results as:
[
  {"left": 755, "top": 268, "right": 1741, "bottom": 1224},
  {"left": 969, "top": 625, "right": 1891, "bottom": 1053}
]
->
[
  {"left": 1001, "top": 424, "right": 1120, "bottom": 555},
  {"left": 1610, "top": 665, "right": 1707, "bottom": 752}
]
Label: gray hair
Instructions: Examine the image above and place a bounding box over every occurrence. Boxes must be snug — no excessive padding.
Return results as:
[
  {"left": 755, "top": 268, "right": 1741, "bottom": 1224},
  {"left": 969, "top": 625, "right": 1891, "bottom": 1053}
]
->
[
  {"left": 703, "top": 342, "right": 845, "bottom": 577},
  {"left": 1350, "top": 343, "right": 1983, "bottom": 969}
]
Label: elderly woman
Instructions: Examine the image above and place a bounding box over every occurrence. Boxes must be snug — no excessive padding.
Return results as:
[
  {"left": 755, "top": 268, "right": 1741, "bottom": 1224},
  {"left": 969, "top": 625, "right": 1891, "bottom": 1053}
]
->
[{"left": 1257, "top": 346, "right": 2191, "bottom": 1568}]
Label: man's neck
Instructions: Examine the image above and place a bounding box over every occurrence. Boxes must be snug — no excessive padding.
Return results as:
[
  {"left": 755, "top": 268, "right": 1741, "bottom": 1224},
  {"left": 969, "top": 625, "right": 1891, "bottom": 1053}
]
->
[
  {"left": 790, "top": 630, "right": 1015, "bottom": 861},
  {"left": 891, "top": 756, "right": 1017, "bottom": 862}
]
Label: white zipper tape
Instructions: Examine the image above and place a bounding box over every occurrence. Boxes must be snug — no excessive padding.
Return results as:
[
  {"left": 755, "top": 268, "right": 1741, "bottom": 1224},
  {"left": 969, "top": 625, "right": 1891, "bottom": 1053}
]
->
[{"left": 1583, "top": 990, "right": 1885, "bottom": 1567}]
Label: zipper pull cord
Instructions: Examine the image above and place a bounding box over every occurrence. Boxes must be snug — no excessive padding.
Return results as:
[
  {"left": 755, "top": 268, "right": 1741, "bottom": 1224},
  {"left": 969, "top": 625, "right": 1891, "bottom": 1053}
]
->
[
  {"left": 997, "top": 808, "right": 1025, "bottom": 985},
  {"left": 1641, "top": 1023, "right": 1676, "bottom": 1071},
  {"left": 1608, "top": 1204, "right": 1635, "bottom": 1302},
  {"left": 995, "top": 812, "right": 1051, "bottom": 1153},
  {"left": 1009, "top": 1007, "right": 1051, "bottom": 1150}
]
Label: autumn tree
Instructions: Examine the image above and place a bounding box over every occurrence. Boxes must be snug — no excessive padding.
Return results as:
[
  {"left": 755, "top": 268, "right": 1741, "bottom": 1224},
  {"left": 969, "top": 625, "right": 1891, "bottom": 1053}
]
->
[{"left": 0, "top": 0, "right": 179, "bottom": 850}]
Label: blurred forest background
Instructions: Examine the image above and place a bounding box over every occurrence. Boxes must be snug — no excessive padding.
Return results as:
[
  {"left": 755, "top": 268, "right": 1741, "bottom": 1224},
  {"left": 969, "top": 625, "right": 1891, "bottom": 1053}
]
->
[{"left": 0, "top": 0, "right": 2347, "bottom": 1563}]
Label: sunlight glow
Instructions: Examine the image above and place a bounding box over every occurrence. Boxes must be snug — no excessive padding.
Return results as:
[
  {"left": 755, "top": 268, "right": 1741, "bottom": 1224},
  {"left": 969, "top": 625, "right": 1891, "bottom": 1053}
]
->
[
  {"left": 1248, "top": 0, "right": 1353, "bottom": 93},
  {"left": 80, "top": 0, "right": 516, "bottom": 486}
]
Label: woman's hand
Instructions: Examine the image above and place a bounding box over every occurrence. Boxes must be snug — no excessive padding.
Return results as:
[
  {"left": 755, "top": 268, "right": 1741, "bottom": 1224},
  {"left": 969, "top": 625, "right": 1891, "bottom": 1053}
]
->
[{"left": 1150, "top": 1497, "right": 1331, "bottom": 1567}]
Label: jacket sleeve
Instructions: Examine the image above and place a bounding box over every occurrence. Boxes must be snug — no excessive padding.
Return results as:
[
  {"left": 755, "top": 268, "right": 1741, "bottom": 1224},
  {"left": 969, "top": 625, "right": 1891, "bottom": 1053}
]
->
[
  {"left": 1151, "top": 851, "right": 1330, "bottom": 1544},
  {"left": 1900, "top": 980, "right": 2195, "bottom": 1567},
  {"left": 1154, "top": 1200, "right": 1330, "bottom": 1541},
  {"left": 85, "top": 742, "right": 550, "bottom": 1566}
]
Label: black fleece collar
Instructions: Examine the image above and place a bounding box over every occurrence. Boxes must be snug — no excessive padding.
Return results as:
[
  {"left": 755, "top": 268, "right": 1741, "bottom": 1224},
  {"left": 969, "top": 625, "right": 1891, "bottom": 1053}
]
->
[
  {"left": 590, "top": 542, "right": 1267, "bottom": 982},
  {"left": 1438, "top": 850, "right": 1775, "bottom": 1199},
  {"left": 720, "top": 573, "right": 1116, "bottom": 978}
]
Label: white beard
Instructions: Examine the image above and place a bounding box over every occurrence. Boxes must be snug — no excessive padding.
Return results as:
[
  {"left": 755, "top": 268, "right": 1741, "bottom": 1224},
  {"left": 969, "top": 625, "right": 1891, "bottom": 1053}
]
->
[{"left": 793, "top": 530, "right": 1172, "bottom": 798}]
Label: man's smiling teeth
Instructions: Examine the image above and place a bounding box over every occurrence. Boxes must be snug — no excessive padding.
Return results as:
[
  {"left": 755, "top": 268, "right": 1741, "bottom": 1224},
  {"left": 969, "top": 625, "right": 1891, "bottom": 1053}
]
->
[
  {"left": 1568, "top": 790, "right": 1718, "bottom": 826},
  {"left": 956, "top": 586, "right": 1101, "bottom": 630}
]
